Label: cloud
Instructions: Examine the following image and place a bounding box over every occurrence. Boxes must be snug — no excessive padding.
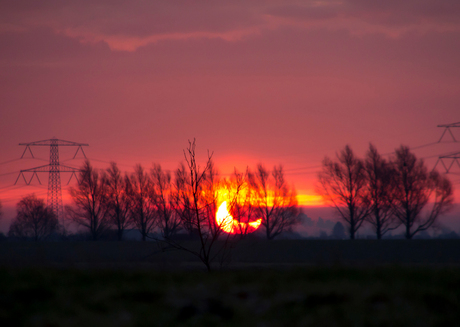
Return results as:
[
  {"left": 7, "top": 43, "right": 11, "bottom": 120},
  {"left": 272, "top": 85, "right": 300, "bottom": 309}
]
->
[
  {"left": 1, "top": 0, "right": 460, "bottom": 51},
  {"left": 347, "top": 0, "right": 460, "bottom": 24},
  {"left": 0, "top": 1, "right": 277, "bottom": 51},
  {"left": 267, "top": 2, "right": 340, "bottom": 21},
  {"left": 269, "top": 0, "right": 460, "bottom": 37},
  {"left": 270, "top": 0, "right": 460, "bottom": 25},
  {"left": 58, "top": 25, "right": 269, "bottom": 52}
]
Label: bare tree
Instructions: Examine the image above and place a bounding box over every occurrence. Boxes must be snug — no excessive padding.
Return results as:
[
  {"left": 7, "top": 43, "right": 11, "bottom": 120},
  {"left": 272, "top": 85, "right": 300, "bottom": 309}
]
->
[
  {"left": 67, "top": 160, "right": 109, "bottom": 241},
  {"left": 173, "top": 163, "right": 196, "bottom": 235},
  {"left": 364, "top": 144, "right": 399, "bottom": 239},
  {"left": 127, "top": 164, "right": 156, "bottom": 241},
  {"left": 316, "top": 145, "right": 370, "bottom": 239},
  {"left": 8, "top": 194, "right": 59, "bottom": 241},
  {"left": 103, "top": 162, "right": 132, "bottom": 241},
  {"left": 392, "top": 146, "right": 453, "bottom": 239},
  {"left": 170, "top": 139, "right": 235, "bottom": 271},
  {"left": 249, "top": 164, "right": 298, "bottom": 240},
  {"left": 151, "top": 164, "right": 181, "bottom": 240}
]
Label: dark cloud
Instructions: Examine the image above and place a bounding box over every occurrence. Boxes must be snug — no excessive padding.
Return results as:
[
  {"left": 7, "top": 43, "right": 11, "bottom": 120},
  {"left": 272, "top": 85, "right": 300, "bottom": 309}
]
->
[
  {"left": 267, "top": 3, "right": 339, "bottom": 21},
  {"left": 0, "top": 1, "right": 264, "bottom": 35},
  {"left": 346, "top": 0, "right": 460, "bottom": 26},
  {"left": 2, "top": 0, "right": 460, "bottom": 52},
  {"left": 269, "top": 0, "right": 460, "bottom": 25}
]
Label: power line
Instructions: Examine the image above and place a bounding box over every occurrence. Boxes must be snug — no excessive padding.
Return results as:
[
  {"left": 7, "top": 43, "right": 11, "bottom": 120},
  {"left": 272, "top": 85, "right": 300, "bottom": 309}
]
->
[
  {"left": 285, "top": 165, "right": 321, "bottom": 172},
  {"left": 285, "top": 171, "right": 318, "bottom": 176},
  {"left": 421, "top": 150, "right": 460, "bottom": 160},
  {"left": 0, "top": 185, "right": 24, "bottom": 193},
  {"left": 0, "top": 171, "right": 20, "bottom": 177},
  {"left": 0, "top": 158, "right": 21, "bottom": 166},
  {"left": 86, "top": 157, "right": 133, "bottom": 168},
  {"left": 381, "top": 141, "right": 441, "bottom": 156},
  {"left": 0, "top": 157, "right": 48, "bottom": 166},
  {"left": 409, "top": 142, "right": 440, "bottom": 151}
]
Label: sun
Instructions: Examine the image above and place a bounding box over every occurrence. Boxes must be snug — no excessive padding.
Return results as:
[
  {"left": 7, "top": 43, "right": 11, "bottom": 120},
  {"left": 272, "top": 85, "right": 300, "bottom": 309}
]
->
[{"left": 215, "top": 201, "right": 262, "bottom": 234}]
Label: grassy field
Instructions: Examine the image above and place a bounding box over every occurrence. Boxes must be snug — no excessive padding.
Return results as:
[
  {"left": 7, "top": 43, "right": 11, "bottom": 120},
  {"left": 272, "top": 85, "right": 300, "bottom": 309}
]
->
[
  {"left": 1, "top": 240, "right": 460, "bottom": 326},
  {"left": 1, "top": 266, "right": 460, "bottom": 326},
  {"left": 1, "top": 239, "right": 460, "bottom": 269}
]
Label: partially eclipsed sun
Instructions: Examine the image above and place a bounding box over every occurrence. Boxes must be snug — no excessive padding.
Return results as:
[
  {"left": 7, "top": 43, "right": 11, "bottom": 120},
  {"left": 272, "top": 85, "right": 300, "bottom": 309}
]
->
[{"left": 216, "top": 201, "right": 262, "bottom": 234}]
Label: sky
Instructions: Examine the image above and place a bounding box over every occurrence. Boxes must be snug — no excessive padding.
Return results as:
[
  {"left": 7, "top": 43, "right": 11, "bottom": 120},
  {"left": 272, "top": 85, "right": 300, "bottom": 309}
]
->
[{"left": 1, "top": 1, "right": 460, "bottom": 231}]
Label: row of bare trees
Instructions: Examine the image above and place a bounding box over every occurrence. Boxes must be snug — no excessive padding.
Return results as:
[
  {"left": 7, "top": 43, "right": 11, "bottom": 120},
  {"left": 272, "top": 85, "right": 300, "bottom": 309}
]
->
[
  {"left": 4, "top": 141, "right": 298, "bottom": 255},
  {"left": 63, "top": 140, "right": 298, "bottom": 270},
  {"left": 66, "top": 141, "right": 299, "bottom": 245},
  {"left": 317, "top": 144, "right": 454, "bottom": 239},
  {"left": 65, "top": 160, "right": 177, "bottom": 241}
]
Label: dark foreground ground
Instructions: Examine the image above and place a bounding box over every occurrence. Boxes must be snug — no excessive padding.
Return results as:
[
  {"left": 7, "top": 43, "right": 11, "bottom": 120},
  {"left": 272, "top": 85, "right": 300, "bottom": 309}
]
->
[
  {"left": 1, "top": 240, "right": 460, "bottom": 326},
  {"left": 2, "top": 239, "right": 460, "bottom": 269},
  {"left": 1, "top": 266, "right": 460, "bottom": 326}
]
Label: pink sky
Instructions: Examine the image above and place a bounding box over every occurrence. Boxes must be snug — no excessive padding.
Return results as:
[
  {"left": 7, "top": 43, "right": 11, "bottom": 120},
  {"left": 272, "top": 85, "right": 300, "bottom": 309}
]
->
[{"left": 1, "top": 1, "right": 459, "bottom": 231}]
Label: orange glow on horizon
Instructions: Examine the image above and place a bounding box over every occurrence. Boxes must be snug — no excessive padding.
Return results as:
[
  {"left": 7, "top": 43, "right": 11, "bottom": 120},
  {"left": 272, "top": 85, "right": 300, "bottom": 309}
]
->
[{"left": 296, "top": 193, "right": 324, "bottom": 206}]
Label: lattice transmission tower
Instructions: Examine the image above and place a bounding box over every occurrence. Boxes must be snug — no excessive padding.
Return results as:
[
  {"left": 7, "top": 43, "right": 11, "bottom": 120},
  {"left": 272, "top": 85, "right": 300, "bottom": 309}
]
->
[
  {"left": 15, "top": 138, "right": 89, "bottom": 221},
  {"left": 434, "top": 122, "right": 460, "bottom": 173}
]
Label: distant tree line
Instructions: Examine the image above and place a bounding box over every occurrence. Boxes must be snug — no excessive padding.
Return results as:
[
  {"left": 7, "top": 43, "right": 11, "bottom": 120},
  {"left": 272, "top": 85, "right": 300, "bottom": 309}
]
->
[
  {"left": 6, "top": 141, "right": 299, "bottom": 251},
  {"left": 5, "top": 142, "right": 454, "bottom": 245},
  {"left": 317, "top": 144, "right": 454, "bottom": 239}
]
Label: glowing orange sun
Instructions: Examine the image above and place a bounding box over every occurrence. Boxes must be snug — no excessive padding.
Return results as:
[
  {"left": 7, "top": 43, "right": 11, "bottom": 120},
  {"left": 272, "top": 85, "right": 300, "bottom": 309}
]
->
[{"left": 215, "top": 201, "right": 262, "bottom": 234}]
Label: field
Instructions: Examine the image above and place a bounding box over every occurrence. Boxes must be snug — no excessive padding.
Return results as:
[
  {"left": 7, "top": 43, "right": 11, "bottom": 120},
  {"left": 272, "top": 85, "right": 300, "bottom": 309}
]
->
[
  {"left": 1, "top": 240, "right": 460, "bottom": 326},
  {"left": 2, "top": 239, "right": 460, "bottom": 269}
]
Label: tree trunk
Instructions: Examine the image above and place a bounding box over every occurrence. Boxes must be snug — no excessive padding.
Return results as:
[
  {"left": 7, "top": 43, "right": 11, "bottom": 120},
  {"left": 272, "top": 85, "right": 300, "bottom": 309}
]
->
[
  {"left": 405, "top": 223, "right": 412, "bottom": 239},
  {"left": 350, "top": 226, "right": 355, "bottom": 239},
  {"left": 376, "top": 217, "right": 382, "bottom": 240}
]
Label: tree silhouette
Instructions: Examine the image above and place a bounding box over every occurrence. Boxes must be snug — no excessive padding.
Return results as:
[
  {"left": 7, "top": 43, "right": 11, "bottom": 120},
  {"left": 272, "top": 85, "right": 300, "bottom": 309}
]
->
[
  {"left": 169, "top": 139, "right": 235, "bottom": 271},
  {"left": 364, "top": 144, "right": 399, "bottom": 239},
  {"left": 249, "top": 164, "right": 298, "bottom": 240},
  {"left": 8, "top": 194, "right": 58, "bottom": 241},
  {"left": 127, "top": 164, "right": 156, "bottom": 241},
  {"left": 67, "top": 161, "right": 109, "bottom": 241},
  {"left": 151, "top": 164, "right": 181, "bottom": 240},
  {"left": 103, "top": 162, "right": 132, "bottom": 241},
  {"left": 392, "top": 146, "right": 453, "bottom": 239},
  {"left": 317, "top": 145, "right": 370, "bottom": 239}
]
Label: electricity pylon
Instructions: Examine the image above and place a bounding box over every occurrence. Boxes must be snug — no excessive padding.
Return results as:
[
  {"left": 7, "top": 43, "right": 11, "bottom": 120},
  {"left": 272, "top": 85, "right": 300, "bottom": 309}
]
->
[
  {"left": 15, "top": 138, "right": 89, "bottom": 221},
  {"left": 434, "top": 122, "right": 460, "bottom": 173}
]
